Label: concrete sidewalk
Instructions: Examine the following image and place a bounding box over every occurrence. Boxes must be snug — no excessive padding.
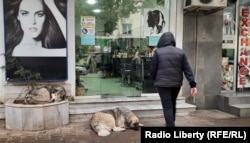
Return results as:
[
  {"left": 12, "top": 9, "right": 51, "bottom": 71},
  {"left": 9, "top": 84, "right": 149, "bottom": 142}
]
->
[{"left": 0, "top": 109, "right": 249, "bottom": 143}]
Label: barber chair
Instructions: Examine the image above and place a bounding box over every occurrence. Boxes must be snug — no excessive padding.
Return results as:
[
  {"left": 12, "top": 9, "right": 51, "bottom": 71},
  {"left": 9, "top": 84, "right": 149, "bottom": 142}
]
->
[
  {"left": 121, "top": 61, "right": 135, "bottom": 86},
  {"left": 99, "top": 54, "right": 112, "bottom": 78},
  {"left": 142, "top": 58, "right": 157, "bottom": 93}
]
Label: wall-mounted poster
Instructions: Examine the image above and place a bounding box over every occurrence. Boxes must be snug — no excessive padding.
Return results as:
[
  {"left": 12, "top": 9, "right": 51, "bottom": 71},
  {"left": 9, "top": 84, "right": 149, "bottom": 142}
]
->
[
  {"left": 237, "top": 6, "right": 250, "bottom": 88},
  {"left": 4, "top": 0, "right": 68, "bottom": 81},
  {"left": 148, "top": 36, "right": 160, "bottom": 46},
  {"left": 81, "top": 16, "right": 95, "bottom": 45},
  {"left": 143, "top": 8, "right": 169, "bottom": 37}
]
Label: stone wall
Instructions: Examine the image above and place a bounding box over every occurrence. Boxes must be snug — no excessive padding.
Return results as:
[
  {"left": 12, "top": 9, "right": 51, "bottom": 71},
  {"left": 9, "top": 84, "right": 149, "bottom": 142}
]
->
[{"left": 183, "top": 10, "right": 223, "bottom": 109}]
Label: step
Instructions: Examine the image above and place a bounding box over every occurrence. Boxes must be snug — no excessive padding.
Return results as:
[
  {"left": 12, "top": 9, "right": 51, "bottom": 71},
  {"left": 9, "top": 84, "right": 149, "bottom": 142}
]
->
[
  {"left": 217, "top": 94, "right": 250, "bottom": 117},
  {"left": 69, "top": 95, "right": 185, "bottom": 110},
  {"left": 69, "top": 95, "right": 196, "bottom": 122},
  {"left": 0, "top": 95, "right": 196, "bottom": 121},
  {"left": 131, "top": 103, "right": 196, "bottom": 118},
  {"left": 72, "top": 94, "right": 186, "bottom": 102},
  {"left": 228, "top": 96, "right": 250, "bottom": 105},
  {"left": 229, "top": 104, "right": 250, "bottom": 117}
]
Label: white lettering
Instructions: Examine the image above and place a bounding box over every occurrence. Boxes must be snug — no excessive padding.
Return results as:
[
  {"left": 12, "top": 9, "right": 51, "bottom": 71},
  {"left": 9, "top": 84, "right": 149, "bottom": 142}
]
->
[
  {"left": 174, "top": 131, "right": 204, "bottom": 140},
  {"left": 145, "top": 131, "right": 151, "bottom": 138},
  {"left": 144, "top": 131, "right": 171, "bottom": 138}
]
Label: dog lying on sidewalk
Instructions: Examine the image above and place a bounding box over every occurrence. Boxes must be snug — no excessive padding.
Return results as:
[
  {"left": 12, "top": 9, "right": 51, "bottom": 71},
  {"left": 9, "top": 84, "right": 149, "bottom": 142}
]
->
[{"left": 90, "top": 106, "right": 144, "bottom": 137}]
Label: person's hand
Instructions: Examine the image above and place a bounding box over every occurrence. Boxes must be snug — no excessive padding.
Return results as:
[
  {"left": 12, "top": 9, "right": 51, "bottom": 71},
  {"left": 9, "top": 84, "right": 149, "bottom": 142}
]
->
[{"left": 190, "top": 87, "right": 197, "bottom": 96}]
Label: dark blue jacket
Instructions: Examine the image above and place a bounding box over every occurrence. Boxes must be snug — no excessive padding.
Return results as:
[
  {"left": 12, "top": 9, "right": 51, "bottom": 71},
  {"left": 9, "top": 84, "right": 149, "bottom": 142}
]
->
[{"left": 150, "top": 32, "right": 196, "bottom": 88}]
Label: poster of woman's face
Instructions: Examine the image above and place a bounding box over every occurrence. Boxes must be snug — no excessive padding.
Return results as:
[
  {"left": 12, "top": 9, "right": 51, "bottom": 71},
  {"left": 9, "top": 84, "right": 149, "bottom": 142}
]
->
[
  {"left": 4, "top": 0, "right": 68, "bottom": 81},
  {"left": 143, "top": 8, "right": 169, "bottom": 37}
]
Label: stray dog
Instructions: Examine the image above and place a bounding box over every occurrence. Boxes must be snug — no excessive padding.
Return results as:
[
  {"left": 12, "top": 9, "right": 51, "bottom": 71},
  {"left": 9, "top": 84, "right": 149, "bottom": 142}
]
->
[
  {"left": 25, "top": 85, "right": 73, "bottom": 104},
  {"left": 90, "top": 106, "right": 143, "bottom": 137},
  {"left": 50, "top": 85, "right": 67, "bottom": 102}
]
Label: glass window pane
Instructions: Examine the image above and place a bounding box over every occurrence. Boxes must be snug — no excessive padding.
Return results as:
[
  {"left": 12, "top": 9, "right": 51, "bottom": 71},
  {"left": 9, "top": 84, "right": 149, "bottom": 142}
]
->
[
  {"left": 75, "top": 0, "right": 170, "bottom": 96},
  {"left": 222, "top": 49, "right": 235, "bottom": 91},
  {"left": 223, "top": 5, "right": 236, "bottom": 35}
]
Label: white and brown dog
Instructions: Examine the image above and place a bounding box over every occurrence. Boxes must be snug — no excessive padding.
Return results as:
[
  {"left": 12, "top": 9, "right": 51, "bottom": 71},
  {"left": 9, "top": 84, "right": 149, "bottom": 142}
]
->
[
  {"left": 90, "top": 106, "right": 143, "bottom": 137},
  {"left": 24, "top": 85, "right": 73, "bottom": 104}
]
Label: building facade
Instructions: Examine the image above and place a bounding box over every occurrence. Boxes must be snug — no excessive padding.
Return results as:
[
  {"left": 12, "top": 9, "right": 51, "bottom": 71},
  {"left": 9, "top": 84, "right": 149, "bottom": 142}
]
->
[{"left": 0, "top": 0, "right": 247, "bottom": 110}]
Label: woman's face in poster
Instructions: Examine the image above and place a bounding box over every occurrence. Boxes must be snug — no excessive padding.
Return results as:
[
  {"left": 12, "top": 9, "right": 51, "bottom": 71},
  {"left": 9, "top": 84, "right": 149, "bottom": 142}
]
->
[{"left": 17, "top": 0, "right": 45, "bottom": 38}]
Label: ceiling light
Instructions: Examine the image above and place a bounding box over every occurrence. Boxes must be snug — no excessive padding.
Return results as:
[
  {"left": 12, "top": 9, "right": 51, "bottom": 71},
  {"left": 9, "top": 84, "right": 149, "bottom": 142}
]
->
[
  {"left": 87, "top": 0, "right": 97, "bottom": 5},
  {"left": 93, "top": 9, "right": 101, "bottom": 13}
]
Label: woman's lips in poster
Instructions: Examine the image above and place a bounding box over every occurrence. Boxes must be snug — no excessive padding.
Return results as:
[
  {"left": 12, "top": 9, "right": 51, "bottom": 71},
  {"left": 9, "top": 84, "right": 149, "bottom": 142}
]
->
[{"left": 29, "top": 27, "right": 38, "bottom": 32}]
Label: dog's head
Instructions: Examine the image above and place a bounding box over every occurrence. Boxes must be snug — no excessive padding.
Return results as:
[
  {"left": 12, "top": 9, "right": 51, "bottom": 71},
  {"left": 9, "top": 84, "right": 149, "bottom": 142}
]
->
[
  {"left": 126, "top": 115, "right": 144, "bottom": 130},
  {"left": 114, "top": 106, "right": 144, "bottom": 130},
  {"left": 127, "top": 117, "right": 140, "bottom": 130},
  {"left": 50, "top": 85, "right": 66, "bottom": 102}
]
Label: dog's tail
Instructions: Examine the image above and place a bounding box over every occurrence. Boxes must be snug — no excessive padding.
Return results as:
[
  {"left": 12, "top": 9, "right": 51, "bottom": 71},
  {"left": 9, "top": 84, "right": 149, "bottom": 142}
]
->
[{"left": 113, "top": 127, "right": 126, "bottom": 132}]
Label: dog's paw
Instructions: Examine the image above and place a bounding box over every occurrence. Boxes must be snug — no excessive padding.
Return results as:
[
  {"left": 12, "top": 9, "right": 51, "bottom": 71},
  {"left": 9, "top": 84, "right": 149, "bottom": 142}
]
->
[
  {"left": 113, "top": 127, "right": 126, "bottom": 132},
  {"left": 98, "top": 130, "right": 111, "bottom": 137},
  {"left": 66, "top": 96, "right": 74, "bottom": 101}
]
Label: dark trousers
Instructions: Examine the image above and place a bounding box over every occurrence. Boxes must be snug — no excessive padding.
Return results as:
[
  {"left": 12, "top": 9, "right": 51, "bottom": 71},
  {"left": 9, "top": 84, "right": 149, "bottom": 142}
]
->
[{"left": 157, "top": 87, "right": 181, "bottom": 127}]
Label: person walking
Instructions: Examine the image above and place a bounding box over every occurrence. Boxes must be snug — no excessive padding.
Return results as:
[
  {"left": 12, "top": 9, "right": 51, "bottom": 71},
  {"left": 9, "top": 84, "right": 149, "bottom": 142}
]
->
[{"left": 150, "top": 32, "right": 197, "bottom": 127}]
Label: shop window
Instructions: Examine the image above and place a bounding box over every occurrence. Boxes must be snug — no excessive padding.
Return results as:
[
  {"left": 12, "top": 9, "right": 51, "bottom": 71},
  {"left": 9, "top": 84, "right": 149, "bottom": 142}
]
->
[
  {"left": 223, "top": 6, "right": 236, "bottom": 35},
  {"left": 221, "top": 3, "right": 237, "bottom": 91},
  {"left": 74, "top": 0, "right": 170, "bottom": 96},
  {"left": 222, "top": 49, "right": 235, "bottom": 91}
]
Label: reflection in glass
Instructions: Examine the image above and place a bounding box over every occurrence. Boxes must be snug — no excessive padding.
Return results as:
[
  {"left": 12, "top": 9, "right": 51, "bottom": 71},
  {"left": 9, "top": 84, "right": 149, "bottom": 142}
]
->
[
  {"left": 223, "top": 5, "right": 236, "bottom": 35},
  {"left": 75, "top": 0, "right": 169, "bottom": 96},
  {"left": 222, "top": 49, "right": 234, "bottom": 90}
]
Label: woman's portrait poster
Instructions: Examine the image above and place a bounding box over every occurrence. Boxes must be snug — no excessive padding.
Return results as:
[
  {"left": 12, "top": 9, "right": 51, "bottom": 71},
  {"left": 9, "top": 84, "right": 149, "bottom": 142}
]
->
[
  {"left": 143, "top": 8, "right": 169, "bottom": 37},
  {"left": 4, "top": 0, "right": 68, "bottom": 81}
]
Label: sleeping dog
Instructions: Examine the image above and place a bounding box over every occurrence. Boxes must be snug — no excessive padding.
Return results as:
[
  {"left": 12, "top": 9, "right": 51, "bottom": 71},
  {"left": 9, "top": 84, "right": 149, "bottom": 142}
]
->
[
  {"left": 90, "top": 106, "right": 144, "bottom": 137},
  {"left": 25, "top": 85, "right": 73, "bottom": 104}
]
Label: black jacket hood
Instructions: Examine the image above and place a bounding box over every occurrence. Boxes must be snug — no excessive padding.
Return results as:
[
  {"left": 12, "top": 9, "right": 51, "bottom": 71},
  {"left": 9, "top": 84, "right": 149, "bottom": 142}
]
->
[{"left": 157, "top": 32, "right": 176, "bottom": 48}]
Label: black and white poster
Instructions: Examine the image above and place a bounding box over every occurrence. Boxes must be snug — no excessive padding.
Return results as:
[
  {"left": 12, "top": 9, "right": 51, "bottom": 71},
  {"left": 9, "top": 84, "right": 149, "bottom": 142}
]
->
[
  {"left": 144, "top": 8, "right": 169, "bottom": 37},
  {"left": 4, "top": 0, "right": 68, "bottom": 81}
]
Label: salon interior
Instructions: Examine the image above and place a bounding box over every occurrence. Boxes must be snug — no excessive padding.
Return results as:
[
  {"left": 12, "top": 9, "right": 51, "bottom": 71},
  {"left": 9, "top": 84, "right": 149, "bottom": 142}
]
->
[
  {"left": 74, "top": 0, "right": 167, "bottom": 97},
  {"left": 75, "top": 38, "right": 156, "bottom": 97}
]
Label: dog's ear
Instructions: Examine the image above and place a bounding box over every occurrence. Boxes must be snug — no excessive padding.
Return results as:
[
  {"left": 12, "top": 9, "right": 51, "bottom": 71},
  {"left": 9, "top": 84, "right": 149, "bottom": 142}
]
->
[{"left": 127, "top": 120, "right": 132, "bottom": 127}]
